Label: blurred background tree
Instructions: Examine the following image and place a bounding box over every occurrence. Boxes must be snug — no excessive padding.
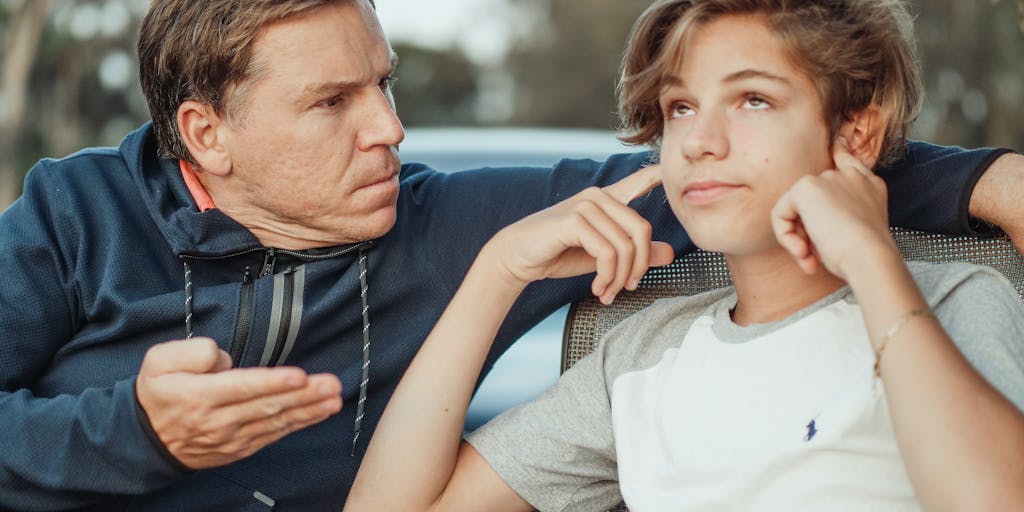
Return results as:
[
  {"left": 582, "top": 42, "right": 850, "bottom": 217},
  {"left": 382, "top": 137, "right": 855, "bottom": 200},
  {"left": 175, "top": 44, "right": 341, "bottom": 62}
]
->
[{"left": 1, "top": 0, "right": 1022, "bottom": 209}]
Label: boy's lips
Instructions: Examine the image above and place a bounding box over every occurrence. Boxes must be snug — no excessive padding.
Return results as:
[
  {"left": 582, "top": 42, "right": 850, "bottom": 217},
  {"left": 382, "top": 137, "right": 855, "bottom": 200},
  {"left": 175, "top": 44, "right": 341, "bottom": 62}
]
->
[{"left": 682, "top": 180, "right": 744, "bottom": 205}]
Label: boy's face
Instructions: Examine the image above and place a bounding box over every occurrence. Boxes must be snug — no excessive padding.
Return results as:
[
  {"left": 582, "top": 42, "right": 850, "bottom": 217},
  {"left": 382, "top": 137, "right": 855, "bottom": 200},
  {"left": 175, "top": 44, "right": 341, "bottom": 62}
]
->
[{"left": 658, "top": 14, "right": 833, "bottom": 256}]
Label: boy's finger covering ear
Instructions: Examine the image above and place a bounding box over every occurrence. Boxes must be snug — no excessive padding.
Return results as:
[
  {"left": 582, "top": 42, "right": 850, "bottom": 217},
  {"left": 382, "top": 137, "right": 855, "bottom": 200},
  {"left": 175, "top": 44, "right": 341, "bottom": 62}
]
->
[
  {"left": 604, "top": 165, "right": 663, "bottom": 204},
  {"left": 833, "top": 138, "right": 873, "bottom": 177}
]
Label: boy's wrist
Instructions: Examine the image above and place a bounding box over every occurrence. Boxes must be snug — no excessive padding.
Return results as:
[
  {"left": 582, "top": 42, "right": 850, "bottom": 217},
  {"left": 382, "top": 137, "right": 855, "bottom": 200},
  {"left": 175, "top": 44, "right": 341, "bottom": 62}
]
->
[
  {"left": 840, "top": 237, "right": 904, "bottom": 291},
  {"left": 474, "top": 239, "right": 532, "bottom": 294}
]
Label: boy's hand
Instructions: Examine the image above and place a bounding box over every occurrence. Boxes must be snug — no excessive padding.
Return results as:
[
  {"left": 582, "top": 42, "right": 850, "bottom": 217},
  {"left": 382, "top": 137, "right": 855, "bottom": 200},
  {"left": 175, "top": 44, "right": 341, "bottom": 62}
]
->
[
  {"left": 486, "top": 165, "right": 674, "bottom": 304},
  {"left": 770, "top": 138, "right": 899, "bottom": 281}
]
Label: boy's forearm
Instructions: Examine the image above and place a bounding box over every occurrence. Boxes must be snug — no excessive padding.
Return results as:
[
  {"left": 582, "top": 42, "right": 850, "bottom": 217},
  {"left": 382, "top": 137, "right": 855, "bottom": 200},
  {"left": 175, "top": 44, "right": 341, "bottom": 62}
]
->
[
  {"left": 348, "top": 245, "right": 525, "bottom": 511},
  {"left": 845, "top": 251, "right": 1024, "bottom": 509}
]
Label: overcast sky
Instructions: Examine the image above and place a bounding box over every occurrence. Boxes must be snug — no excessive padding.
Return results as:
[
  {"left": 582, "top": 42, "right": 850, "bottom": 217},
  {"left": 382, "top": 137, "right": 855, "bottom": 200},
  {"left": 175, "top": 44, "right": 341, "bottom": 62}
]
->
[{"left": 375, "top": 0, "right": 525, "bottom": 63}]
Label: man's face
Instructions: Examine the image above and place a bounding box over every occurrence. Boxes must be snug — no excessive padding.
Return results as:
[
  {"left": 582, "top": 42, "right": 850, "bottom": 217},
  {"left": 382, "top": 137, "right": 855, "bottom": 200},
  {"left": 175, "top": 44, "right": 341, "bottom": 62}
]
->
[
  {"left": 658, "top": 14, "right": 833, "bottom": 257},
  {"left": 218, "top": 0, "right": 404, "bottom": 247}
]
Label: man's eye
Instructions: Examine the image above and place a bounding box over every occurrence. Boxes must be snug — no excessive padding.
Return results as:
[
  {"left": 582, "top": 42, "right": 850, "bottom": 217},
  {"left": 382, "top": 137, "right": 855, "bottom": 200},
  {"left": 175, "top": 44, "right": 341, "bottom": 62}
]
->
[
  {"left": 379, "top": 75, "right": 397, "bottom": 91},
  {"left": 320, "top": 95, "right": 345, "bottom": 108}
]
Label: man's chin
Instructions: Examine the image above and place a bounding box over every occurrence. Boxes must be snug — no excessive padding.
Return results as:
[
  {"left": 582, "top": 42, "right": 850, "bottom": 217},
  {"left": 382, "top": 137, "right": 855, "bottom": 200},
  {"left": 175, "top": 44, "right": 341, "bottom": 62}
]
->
[{"left": 350, "top": 207, "right": 398, "bottom": 242}]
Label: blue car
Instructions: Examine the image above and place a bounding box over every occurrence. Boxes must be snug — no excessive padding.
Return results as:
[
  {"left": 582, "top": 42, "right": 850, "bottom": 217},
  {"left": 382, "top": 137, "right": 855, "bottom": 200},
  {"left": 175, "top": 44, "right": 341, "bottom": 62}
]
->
[{"left": 399, "top": 127, "right": 639, "bottom": 429}]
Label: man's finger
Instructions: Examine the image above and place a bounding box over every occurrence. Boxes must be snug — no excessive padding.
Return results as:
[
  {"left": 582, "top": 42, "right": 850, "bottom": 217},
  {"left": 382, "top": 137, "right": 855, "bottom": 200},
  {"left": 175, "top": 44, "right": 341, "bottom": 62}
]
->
[
  {"left": 191, "top": 366, "right": 312, "bottom": 406},
  {"left": 603, "top": 164, "right": 663, "bottom": 205},
  {"left": 140, "top": 338, "right": 228, "bottom": 377},
  {"left": 233, "top": 390, "right": 342, "bottom": 441},
  {"left": 209, "top": 373, "right": 342, "bottom": 426}
]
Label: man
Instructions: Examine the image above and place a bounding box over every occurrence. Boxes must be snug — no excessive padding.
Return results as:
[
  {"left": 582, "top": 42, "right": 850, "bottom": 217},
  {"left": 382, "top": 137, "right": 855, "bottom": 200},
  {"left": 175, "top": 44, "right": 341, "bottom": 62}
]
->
[{"left": 0, "top": 0, "right": 1020, "bottom": 509}]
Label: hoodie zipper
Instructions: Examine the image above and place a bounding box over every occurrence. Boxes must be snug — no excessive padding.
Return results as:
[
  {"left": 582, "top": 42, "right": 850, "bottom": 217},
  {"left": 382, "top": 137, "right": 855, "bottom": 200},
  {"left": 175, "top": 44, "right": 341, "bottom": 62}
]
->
[
  {"left": 229, "top": 266, "right": 255, "bottom": 366},
  {"left": 267, "top": 267, "right": 296, "bottom": 366},
  {"left": 180, "top": 242, "right": 369, "bottom": 367},
  {"left": 260, "top": 248, "right": 276, "bottom": 277}
]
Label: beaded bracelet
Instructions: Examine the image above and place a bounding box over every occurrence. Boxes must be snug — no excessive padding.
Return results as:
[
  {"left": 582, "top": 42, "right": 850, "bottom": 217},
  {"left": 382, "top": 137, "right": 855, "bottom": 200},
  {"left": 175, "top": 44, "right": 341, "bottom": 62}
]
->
[{"left": 874, "top": 308, "right": 936, "bottom": 378}]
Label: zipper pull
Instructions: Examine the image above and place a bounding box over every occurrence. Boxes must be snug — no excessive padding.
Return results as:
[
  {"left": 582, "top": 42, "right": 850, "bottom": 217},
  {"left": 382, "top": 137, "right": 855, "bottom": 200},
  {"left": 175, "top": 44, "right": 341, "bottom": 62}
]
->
[{"left": 260, "top": 248, "right": 276, "bottom": 278}]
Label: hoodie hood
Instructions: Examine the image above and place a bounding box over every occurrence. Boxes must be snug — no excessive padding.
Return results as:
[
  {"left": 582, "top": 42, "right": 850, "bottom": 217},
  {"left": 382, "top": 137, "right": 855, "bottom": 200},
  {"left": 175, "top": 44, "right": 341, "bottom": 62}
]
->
[{"left": 120, "top": 122, "right": 265, "bottom": 258}]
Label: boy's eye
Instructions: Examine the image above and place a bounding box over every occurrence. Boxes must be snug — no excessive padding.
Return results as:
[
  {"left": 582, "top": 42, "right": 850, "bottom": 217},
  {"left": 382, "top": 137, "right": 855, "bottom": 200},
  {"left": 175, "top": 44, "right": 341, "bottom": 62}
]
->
[
  {"left": 743, "top": 95, "right": 771, "bottom": 110},
  {"left": 668, "top": 103, "right": 695, "bottom": 119}
]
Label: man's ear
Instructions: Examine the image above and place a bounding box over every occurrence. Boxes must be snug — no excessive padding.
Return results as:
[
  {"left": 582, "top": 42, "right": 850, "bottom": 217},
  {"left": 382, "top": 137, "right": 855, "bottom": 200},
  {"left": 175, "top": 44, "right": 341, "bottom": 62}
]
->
[
  {"left": 837, "top": 105, "right": 884, "bottom": 168},
  {"left": 177, "top": 100, "right": 232, "bottom": 177}
]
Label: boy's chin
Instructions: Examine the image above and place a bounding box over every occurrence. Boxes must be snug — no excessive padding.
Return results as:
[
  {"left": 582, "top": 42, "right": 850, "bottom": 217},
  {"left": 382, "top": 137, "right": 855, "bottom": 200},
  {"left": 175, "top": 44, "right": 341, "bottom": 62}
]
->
[{"left": 686, "top": 229, "right": 777, "bottom": 257}]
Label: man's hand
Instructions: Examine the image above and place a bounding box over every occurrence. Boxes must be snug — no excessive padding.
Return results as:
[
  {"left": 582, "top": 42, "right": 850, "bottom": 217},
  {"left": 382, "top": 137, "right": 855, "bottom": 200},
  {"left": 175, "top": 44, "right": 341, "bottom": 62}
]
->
[
  {"left": 135, "top": 338, "right": 342, "bottom": 469},
  {"left": 771, "top": 138, "right": 898, "bottom": 281},
  {"left": 970, "top": 152, "right": 1024, "bottom": 254},
  {"left": 486, "top": 165, "right": 674, "bottom": 304}
]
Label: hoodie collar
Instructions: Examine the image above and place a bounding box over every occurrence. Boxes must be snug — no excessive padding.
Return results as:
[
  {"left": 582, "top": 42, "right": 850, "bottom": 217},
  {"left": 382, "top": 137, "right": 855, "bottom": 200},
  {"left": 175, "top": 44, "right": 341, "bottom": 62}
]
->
[
  {"left": 121, "top": 123, "right": 271, "bottom": 258},
  {"left": 179, "top": 160, "right": 216, "bottom": 212}
]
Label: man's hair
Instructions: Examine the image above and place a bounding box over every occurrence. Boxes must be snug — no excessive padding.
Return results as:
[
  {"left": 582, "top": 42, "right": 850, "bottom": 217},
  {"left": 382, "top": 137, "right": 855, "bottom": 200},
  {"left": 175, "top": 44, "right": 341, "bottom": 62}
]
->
[
  {"left": 138, "top": 0, "right": 375, "bottom": 164},
  {"left": 618, "top": 0, "right": 922, "bottom": 167}
]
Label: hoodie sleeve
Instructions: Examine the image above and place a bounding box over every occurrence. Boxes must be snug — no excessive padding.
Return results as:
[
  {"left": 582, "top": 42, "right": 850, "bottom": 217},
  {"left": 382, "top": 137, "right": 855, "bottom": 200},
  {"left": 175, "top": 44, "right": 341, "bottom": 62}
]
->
[
  {"left": 880, "top": 142, "right": 1013, "bottom": 236},
  {"left": 0, "top": 161, "right": 189, "bottom": 510},
  {"left": 401, "top": 152, "right": 687, "bottom": 338}
]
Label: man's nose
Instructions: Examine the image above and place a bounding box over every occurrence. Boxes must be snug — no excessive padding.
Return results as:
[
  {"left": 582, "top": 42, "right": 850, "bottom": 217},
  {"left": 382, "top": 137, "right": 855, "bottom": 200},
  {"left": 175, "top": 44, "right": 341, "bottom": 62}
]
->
[{"left": 356, "top": 87, "right": 405, "bottom": 151}]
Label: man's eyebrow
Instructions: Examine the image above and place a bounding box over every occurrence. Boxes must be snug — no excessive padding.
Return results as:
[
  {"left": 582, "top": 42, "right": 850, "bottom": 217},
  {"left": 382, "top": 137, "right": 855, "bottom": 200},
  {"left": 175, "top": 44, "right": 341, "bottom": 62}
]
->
[{"left": 301, "top": 52, "right": 400, "bottom": 98}]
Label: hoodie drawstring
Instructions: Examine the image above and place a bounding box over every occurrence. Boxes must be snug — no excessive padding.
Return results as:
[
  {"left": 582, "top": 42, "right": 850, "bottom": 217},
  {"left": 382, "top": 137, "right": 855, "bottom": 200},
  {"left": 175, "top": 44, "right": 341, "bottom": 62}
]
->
[
  {"left": 180, "top": 244, "right": 373, "bottom": 456},
  {"left": 351, "top": 246, "right": 371, "bottom": 455},
  {"left": 183, "top": 260, "right": 194, "bottom": 340}
]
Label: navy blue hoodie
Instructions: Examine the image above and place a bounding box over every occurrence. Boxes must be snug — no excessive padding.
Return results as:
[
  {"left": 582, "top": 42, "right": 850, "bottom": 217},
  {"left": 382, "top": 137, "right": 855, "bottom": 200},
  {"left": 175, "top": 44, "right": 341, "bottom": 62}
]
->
[{"left": 0, "top": 123, "right": 1007, "bottom": 510}]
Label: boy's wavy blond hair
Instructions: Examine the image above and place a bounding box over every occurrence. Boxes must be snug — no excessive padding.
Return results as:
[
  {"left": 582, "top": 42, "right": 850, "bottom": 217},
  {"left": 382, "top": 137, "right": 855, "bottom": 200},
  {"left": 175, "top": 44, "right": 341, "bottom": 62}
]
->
[{"left": 618, "top": 0, "right": 923, "bottom": 168}]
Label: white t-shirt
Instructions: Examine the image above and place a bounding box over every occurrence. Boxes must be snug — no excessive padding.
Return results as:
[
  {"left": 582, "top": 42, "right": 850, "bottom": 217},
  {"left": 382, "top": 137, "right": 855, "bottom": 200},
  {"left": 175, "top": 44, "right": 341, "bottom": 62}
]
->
[{"left": 467, "top": 262, "right": 1024, "bottom": 512}]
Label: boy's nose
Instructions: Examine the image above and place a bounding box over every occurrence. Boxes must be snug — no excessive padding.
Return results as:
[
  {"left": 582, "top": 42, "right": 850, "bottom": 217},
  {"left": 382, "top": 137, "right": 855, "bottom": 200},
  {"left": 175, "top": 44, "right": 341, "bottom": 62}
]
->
[{"left": 681, "top": 111, "right": 729, "bottom": 162}]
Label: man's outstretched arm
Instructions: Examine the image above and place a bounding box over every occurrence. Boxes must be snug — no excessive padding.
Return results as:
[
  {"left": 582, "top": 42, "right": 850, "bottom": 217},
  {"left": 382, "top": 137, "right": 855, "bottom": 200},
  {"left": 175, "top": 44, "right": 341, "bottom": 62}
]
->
[
  {"left": 970, "top": 152, "right": 1024, "bottom": 251},
  {"left": 878, "top": 142, "right": 1020, "bottom": 247}
]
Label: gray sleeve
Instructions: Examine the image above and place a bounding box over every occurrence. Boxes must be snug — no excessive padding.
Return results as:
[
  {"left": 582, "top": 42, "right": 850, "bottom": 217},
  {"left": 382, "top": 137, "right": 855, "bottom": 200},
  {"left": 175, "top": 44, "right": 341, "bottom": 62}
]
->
[
  {"left": 465, "top": 288, "right": 727, "bottom": 512},
  {"left": 923, "top": 263, "right": 1024, "bottom": 410},
  {"left": 465, "top": 343, "right": 622, "bottom": 512}
]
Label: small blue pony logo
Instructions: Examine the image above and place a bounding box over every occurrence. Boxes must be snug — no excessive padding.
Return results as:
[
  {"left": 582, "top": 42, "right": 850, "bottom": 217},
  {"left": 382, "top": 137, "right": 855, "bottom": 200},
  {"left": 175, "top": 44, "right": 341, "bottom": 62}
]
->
[{"left": 804, "top": 419, "right": 818, "bottom": 442}]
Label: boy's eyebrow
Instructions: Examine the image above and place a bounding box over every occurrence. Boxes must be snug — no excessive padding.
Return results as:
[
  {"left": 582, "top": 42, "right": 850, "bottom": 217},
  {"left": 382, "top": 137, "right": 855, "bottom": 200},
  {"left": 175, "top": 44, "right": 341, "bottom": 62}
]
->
[
  {"left": 722, "top": 68, "right": 791, "bottom": 85},
  {"left": 301, "top": 52, "right": 400, "bottom": 99},
  {"left": 662, "top": 68, "right": 790, "bottom": 90}
]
